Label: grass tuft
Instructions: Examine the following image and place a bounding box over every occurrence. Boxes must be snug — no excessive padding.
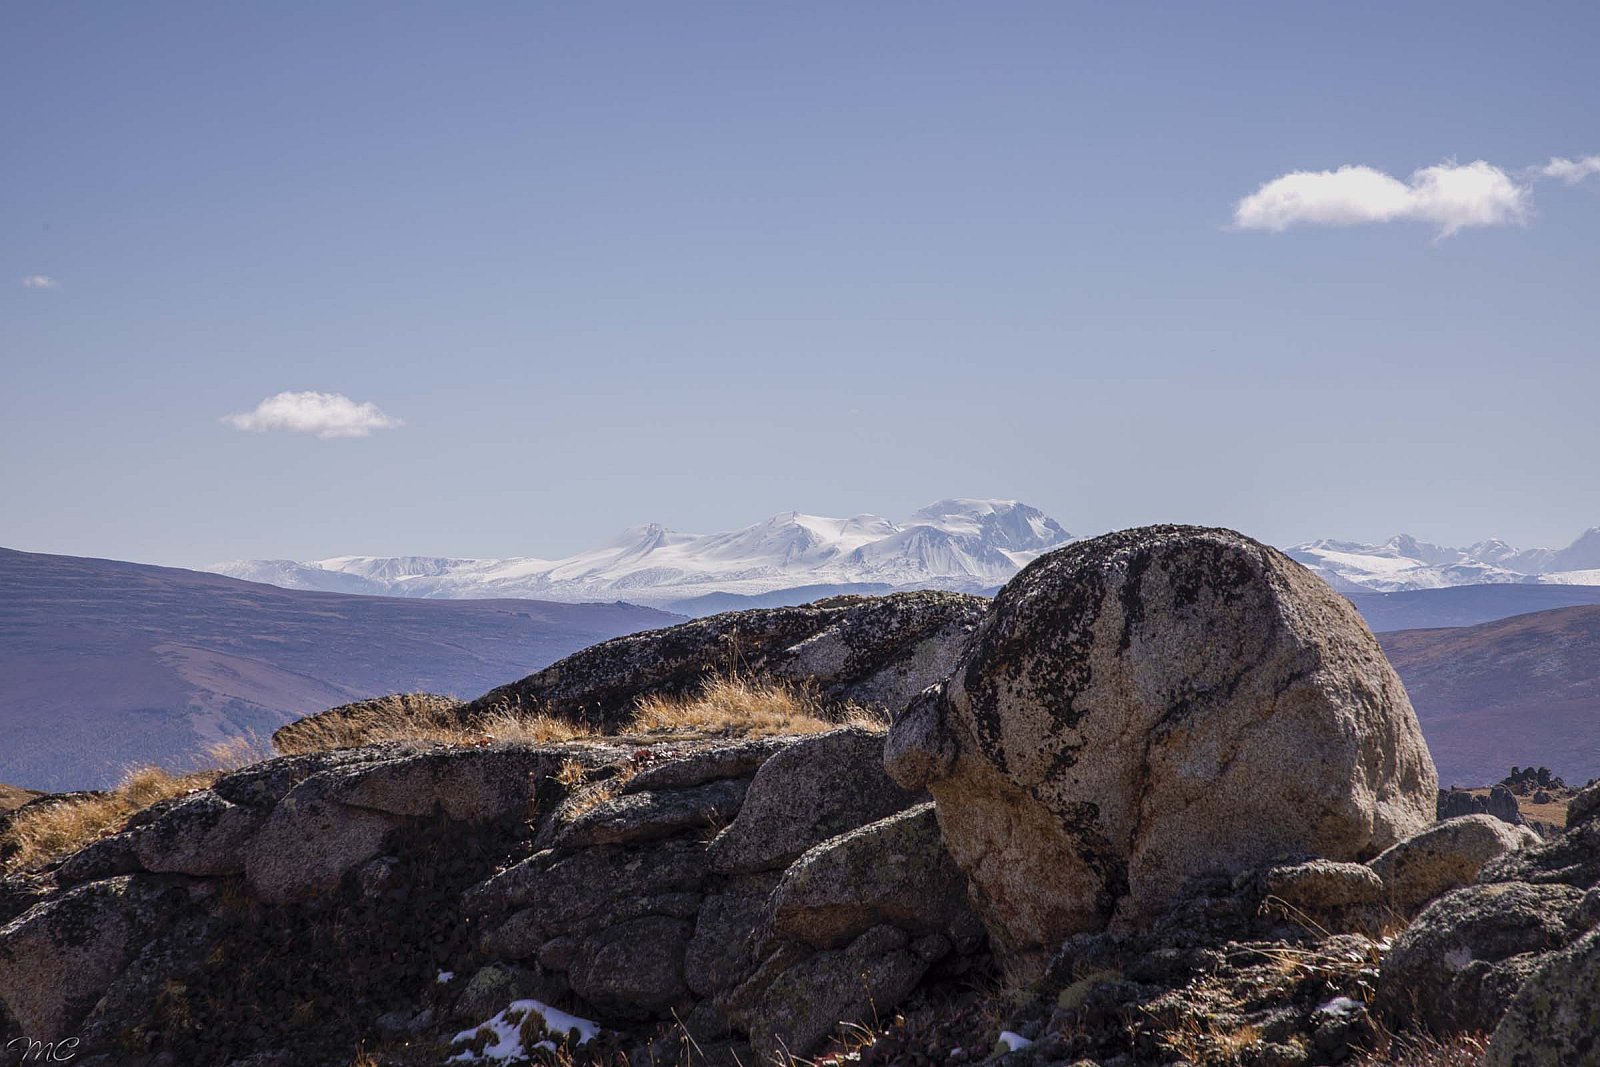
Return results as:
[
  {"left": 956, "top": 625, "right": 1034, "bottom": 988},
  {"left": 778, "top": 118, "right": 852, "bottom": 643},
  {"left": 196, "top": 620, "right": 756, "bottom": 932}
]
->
[
  {"left": 272, "top": 692, "right": 595, "bottom": 755},
  {"left": 1352, "top": 1031, "right": 1488, "bottom": 1066},
  {"left": 2, "top": 737, "right": 263, "bottom": 873},
  {"left": 7, "top": 768, "right": 208, "bottom": 872},
  {"left": 630, "top": 676, "right": 885, "bottom": 738},
  {"left": 272, "top": 676, "right": 882, "bottom": 757}
]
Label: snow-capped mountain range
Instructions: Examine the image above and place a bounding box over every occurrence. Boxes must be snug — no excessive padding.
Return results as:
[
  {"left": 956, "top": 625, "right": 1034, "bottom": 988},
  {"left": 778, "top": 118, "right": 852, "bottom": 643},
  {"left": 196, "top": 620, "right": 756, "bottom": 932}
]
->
[
  {"left": 1285, "top": 529, "right": 1600, "bottom": 593},
  {"left": 209, "top": 499, "right": 1072, "bottom": 609},
  {"left": 209, "top": 501, "right": 1600, "bottom": 609}
]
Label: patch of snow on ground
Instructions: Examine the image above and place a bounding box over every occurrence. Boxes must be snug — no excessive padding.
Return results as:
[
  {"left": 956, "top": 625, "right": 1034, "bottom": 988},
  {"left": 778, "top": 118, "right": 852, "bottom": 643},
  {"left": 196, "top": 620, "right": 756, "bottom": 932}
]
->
[
  {"left": 1316, "top": 995, "right": 1363, "bottom": 1018},
  {"left": 996, "top": 1030, "right": 1034, "bottom": 1052},
  {"left": 448, "top": 999, "right": 600, "bottom": 1062},
  {"left": 436, "top": 970, "right": 454, "bottom": 983}
]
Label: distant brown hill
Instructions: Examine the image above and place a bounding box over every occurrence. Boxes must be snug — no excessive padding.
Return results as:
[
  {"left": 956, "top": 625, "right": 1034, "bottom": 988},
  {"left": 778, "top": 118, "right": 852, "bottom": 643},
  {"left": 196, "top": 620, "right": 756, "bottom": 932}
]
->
[
  {"left": 0, "top": 548, "right": 681, "bottom": 791},
  {"left": 1380, "top": 605, "right": 1600, "bottom": 787},
  {"left": 0, "top": 784, "right": 41, "bottom": 813}
]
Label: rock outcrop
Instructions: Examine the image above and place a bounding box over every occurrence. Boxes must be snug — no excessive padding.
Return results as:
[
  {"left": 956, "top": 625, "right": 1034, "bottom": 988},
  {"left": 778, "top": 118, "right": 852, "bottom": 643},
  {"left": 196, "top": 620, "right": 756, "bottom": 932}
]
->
[
  {"left": 1438, "top": 784, "right": 1527, "bottom": 826},
  {"left": 1, "top": 730, "right": 974, "bottom": 1065},
  {"left": 887, "top": 525, "right": 1438, "bottom": 977},
  {"left": 462, "top": 590, "right": 988, "bottom": 729},
  {"left": 1376, "top": 881, "right": 1586, "bottom": 1035},
  {"left": 1486, "top": 923, "right": 1600, "bottom": 1066}
]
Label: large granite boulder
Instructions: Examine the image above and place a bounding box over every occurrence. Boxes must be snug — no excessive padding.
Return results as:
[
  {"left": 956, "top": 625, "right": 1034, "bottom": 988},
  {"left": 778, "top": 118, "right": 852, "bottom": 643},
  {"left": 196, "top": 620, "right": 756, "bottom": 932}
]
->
[
  {"left": 462, "top": 591, "right": 988, "bottom": 729},
  {"left": 886, "top": 525, "right": 1438, "bottom": 978}
]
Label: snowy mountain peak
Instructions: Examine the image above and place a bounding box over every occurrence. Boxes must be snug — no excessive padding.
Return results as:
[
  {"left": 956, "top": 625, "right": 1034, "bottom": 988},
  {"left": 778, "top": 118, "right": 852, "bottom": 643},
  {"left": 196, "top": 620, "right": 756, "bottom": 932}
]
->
[
  {"left": 210, "top": 500, "right": 1074, "bottom": 609},
  {"left": 909, "top": 499, "right": 1070, "bottom": 553},
  {"left": 1380, "top": 535, "right": 1463, "bottom": 568}
]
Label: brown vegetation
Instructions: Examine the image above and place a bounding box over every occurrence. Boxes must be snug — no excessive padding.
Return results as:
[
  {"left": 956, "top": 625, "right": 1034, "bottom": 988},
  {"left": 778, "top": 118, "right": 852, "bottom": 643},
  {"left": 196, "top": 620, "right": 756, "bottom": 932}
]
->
[
  {"left": 272, "top": 692, "right": 594, "bottom": 755},
  {"left": 1, "top": 738, "right": 261, "bottom": 872},
  {"left": 629, "top": 675, "right": 884, "bottom": 738},
  {"left": 1351, "top": 1031, "right": 1487, "bottom": 1067},
  {"left": 0, "top": 783, "right": 42, "bottom": 813},
  {"left": 2, "top": 677, "right": 874, "bottom": 874},
  {"left": 274, "top": 676, "right": 883, "bottom": 757}
]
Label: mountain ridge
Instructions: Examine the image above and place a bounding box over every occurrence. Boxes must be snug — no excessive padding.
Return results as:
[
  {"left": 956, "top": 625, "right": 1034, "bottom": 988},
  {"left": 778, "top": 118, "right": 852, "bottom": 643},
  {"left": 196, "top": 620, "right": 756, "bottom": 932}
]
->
[
  {"left": 210, "top": 498, "right": 1072, "bottom": 608},
  {"left": 211, "top": 501, "right": 1600, "bottom": 605},
  {"left": 1288, "top": 527, "right": 1600, "bottom": 592}
]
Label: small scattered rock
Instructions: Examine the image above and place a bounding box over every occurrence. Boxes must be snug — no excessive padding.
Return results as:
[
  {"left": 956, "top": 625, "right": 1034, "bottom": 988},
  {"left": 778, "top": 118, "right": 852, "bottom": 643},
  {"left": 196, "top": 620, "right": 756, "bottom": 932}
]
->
[{"left": 1370, "top": 815, "right": 1541, "bottom": 916}]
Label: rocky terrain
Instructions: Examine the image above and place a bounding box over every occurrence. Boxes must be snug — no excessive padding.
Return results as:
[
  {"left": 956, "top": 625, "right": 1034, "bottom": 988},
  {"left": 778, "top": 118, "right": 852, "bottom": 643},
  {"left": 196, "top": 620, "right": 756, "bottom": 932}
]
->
[
  {"left": 15, "top": 541, "right": 1600, "bottom": 794},
  {"left": 4, "top": 526, "right": 1598, "bottom": 1065}
]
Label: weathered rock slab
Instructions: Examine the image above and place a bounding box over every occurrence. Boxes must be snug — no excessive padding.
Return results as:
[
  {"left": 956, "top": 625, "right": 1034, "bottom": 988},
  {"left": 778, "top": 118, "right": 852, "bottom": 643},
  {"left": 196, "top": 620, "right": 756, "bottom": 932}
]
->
[
  {"left": 464, "top": 591, "right": 988, "bottom": 729},
  {"left": 1376, "top": 881, "right": 1586, "bottom": 1036},
  {"left": 1486, "top": 923, "right": 1600, "bottom": 1066},
  {"left": 0, "top": 877, "right": 200, "bottom": 1040},
  {"left": 707, "top": 727, "right": 922, "bottom": 875},
  {"left": 768, "top": 803, "right": 973, "bottom": 949}
]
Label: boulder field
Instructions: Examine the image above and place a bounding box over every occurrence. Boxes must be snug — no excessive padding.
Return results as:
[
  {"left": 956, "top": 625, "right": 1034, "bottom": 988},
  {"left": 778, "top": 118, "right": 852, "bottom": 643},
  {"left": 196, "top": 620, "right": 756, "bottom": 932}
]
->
[{"left": 2, "top": 526, "right": 1597, "bottom": 1066}]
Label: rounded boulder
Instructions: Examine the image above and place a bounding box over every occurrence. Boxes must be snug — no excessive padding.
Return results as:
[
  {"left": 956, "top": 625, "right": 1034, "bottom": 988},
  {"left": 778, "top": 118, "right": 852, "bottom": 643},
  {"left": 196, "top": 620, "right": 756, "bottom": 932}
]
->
[{"left": 886, "top": 525, "right": 1437, "bottom": 977}]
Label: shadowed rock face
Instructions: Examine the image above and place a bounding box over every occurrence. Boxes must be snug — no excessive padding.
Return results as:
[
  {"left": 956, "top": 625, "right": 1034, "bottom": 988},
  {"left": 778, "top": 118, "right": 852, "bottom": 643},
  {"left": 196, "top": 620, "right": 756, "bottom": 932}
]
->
[
  {"left": 887, "top": 525, "right": 1438, "bottom": 978},
  {"left": 0, "top": 730, "right": 978, "bottom": 1063},
  {"left": 462, "top": 590, "right": 989, "bottom": 729}
]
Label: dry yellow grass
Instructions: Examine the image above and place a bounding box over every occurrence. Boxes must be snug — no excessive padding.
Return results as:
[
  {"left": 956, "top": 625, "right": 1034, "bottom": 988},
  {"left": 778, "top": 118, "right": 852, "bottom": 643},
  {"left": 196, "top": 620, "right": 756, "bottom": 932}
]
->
[
  {"left": 272, "top": 693, "right": 595, "bottom": 755},
  {"left": 3, "top": 678, "right": 869, "bottom": 872},
  {"left": 273, "top": 677, "right": 882, "bottom": 757},
  {"left": 7, "top": 768, "right": 212, "bottom": 873},
  {"left": 2, "top": 738, "right": 263, "bottom": 873},
  {"left": 629, "top": 676, "right": 885, "bottom": 738}
]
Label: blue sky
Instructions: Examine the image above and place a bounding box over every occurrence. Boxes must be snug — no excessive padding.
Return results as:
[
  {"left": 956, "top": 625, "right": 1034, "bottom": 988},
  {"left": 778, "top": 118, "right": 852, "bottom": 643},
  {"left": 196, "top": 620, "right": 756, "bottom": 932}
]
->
[{"left": 4, "top": 2, "right": 1598, "bottom": 566}]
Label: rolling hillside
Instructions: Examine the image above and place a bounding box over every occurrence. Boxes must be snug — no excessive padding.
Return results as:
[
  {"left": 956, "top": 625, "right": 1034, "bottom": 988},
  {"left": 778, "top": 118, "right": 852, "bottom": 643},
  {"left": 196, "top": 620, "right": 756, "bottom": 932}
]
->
[
  {"left": 0, "top": 548, "right": 679, "bottom": 790},
  {"left": 0, "top": 784, "right": 41, "bottom": 813},
  {"left": 1379, "top": 605, "right": 1600, "bottom": 787},
  {"left": 1349, "top": 583, "right": 1600, "bottom": 632}
]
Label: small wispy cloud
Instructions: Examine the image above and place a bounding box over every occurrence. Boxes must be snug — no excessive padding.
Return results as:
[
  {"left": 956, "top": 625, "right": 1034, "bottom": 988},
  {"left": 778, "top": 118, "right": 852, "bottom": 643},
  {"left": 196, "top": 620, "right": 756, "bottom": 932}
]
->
[
  {"left": 20, "top": 275, "right": 59, "bottom": 289},
  {"left": 1538, "top": 155, "right": 1600, "bottom": 184},
  {"left": 1233, "top": 160, "right": 1529, "bottom": 237},
  {"left": 223, "top": 391, "right": 403, "bottom": 439}
]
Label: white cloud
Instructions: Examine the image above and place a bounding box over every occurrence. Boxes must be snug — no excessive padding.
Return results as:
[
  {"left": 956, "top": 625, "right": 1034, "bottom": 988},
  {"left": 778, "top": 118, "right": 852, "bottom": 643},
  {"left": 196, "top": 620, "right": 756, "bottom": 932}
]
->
[
  {"left": 20, "top": 275, "right": 58, "bottom": 289},
  {"left": 223, "top": 391, "right": 403, "bottom": 439},
  {"left": 1233, "top": 160, "right": 1530, "bottom": 237},
  {"left": 1538, "top": 155, "right": 1600, "bottom": 184}
]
